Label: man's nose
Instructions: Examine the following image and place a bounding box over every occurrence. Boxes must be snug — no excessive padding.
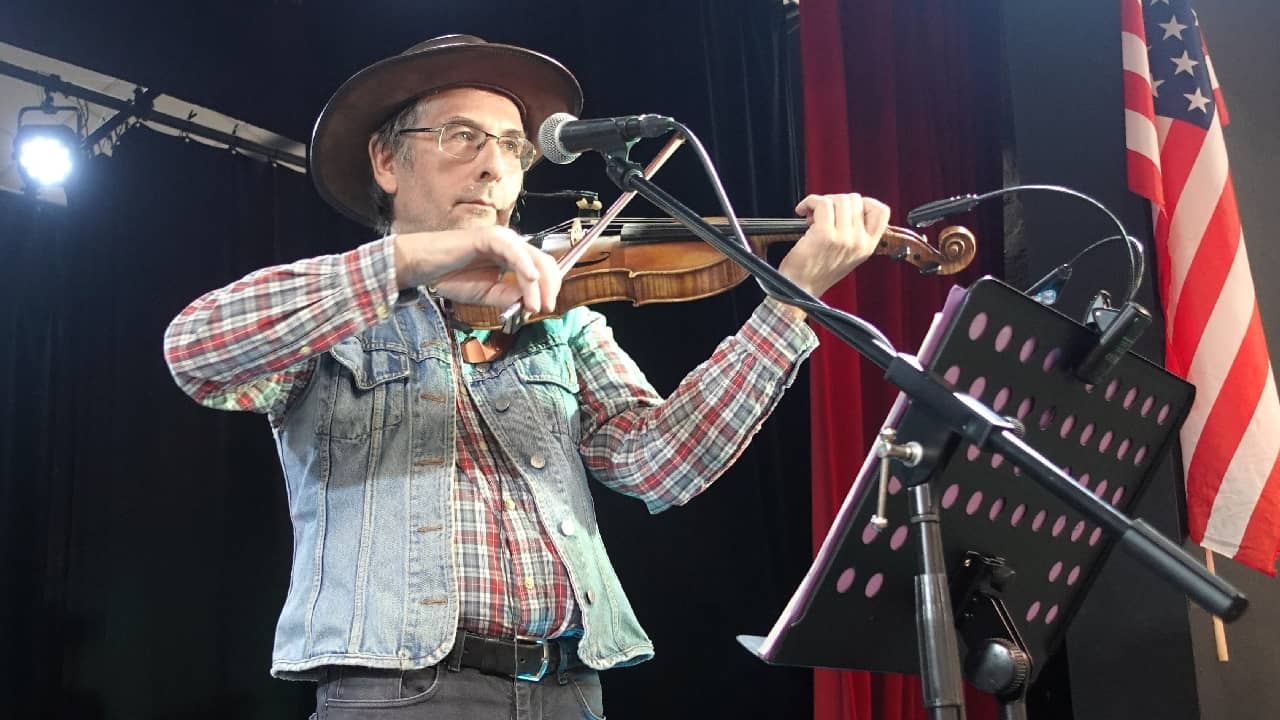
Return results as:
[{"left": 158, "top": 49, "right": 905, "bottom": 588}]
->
[{"left": 472, "top": 138, "right": 507, "bottom": 179}]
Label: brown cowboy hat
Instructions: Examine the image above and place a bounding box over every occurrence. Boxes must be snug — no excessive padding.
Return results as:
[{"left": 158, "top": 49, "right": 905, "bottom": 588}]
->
[{"left": 309, "top": 34, "right": 583, "bottom": 228}]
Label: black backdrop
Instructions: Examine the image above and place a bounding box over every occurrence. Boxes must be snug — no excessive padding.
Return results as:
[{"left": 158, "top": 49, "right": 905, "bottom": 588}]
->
[
  {"left": 26, "top": 1, "right": 1280, "bottom": 718},
  {"left": 1, "top": 1, "right": 818, "bottom": 718}
]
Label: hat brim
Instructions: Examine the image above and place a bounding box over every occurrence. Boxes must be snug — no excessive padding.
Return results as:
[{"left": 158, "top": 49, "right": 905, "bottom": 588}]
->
[{"left": 310, "top": 41, "right": 583, "bottom": 228}]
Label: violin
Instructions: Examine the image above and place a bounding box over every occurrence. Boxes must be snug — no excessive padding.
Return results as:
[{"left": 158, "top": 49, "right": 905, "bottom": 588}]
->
[
  {"left": 449, "top": 133, "right": 978, "bottom": 334},
  {"left": 448, "top": 216, "right": 977, "bottom": 331}
]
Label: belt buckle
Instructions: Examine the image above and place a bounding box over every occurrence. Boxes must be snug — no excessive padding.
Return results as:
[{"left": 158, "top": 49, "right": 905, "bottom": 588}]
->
[{"left": 514, "top": 637, "right": 551, "bottom": 682}]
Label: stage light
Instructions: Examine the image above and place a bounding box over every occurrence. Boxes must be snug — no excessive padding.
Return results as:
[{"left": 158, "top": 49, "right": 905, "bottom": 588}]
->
[
  {"left": 12, "top": 98, "right": 86, "bottom": 192},
  {"left": 15, "top": 124, "right": 79, "bottom": 187}
]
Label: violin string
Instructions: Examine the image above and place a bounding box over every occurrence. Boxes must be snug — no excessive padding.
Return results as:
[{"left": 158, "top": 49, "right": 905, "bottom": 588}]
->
[
  {"left": 532, "top": 215, "right": 810, "bottom": 248},
  {"left": 672, "top": 120, "right": 898, "bottom": 354}
]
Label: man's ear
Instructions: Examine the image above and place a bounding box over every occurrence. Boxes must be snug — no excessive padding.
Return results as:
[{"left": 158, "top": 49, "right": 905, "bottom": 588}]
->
[{"left": 369, "top": 135, "right": 399, "bottom": 195}]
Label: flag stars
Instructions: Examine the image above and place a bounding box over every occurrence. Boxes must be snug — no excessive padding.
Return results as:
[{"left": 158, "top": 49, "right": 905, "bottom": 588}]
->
[
  {"left": 1184, "top": 87, "right": 1212, "bottom": 113},
  {"left": 1171, "top": 50, "right": 1200, "bottom": 76},
  {"left": 1159, "top": 16, "right": 1189, "bottom": 41},
  {"left": 1149, "top": 0, "right": 1170, "bottom": 5},
  {"left": 1152, "top": 78, "right": 1165, "bottom": 98}
]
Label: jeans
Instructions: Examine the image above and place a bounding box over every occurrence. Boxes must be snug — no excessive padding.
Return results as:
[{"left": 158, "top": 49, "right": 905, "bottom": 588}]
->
[{"left": 312, "top": 664, "right": 606, "bottom": 719}]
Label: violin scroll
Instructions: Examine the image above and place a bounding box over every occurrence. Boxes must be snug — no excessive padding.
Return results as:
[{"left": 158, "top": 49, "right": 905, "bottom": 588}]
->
[{"left": 878, "top": 224, "right": 976, "bottom": 276}]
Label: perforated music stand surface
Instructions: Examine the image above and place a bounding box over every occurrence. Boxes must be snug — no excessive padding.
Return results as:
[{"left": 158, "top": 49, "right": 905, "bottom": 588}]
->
[{"left": 739, "top": 277, "right": 1193, "bottom": 680}]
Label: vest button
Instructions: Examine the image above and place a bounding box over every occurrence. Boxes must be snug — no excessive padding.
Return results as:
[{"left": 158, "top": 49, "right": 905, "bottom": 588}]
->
[
  {"left": 585, "top": 589, "right": 597, "bottom": 604},
  {"left": 474, "top": 362, "right": 490, "bottom": 372},
  {"left": 560, "top": 519, "right": 576, "bottom": 536},
  {"left": 495, "top": 397, "right": 512, "bottom": 412},
  {"left": 529, "top": 454, "right": 547, "bottom": 469}
]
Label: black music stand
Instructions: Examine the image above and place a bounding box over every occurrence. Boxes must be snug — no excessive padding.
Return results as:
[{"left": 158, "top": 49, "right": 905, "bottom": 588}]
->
[{"left": 736, "top": 277, "right": 1201, "bottom": 715}]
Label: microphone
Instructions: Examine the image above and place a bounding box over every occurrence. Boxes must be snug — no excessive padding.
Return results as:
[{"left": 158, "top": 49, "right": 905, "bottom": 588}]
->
[
  {"left": 537, "top": 112, "right": 677, "bottom": 165},
  {"left": 909, "top": 185, "right": 1150, "bottom": 384},
  {"left": 1023, "top": 235, "right": 1140, "bottom": 307},
  {"left": 906, "top": 194, "right": 981, "bottom": 228},
  {"left": 907, "top": 184, "right": 1142, "bottom": 305}
]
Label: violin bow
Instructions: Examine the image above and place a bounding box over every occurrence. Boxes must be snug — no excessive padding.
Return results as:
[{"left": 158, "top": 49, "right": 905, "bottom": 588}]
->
[{"left": 498, "top": 132, "right": 687, "bottom": 334}]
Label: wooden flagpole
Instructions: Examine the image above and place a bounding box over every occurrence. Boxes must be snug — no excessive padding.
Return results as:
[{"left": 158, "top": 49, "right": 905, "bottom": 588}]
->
[{"left": 1204, "top": 548, "right": 1230, "bottom": 662}]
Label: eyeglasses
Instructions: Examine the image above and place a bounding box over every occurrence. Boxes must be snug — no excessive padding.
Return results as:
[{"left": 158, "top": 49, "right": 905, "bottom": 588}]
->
[{"left": 397, "top": 122, "right": 537, "bottom": 170}]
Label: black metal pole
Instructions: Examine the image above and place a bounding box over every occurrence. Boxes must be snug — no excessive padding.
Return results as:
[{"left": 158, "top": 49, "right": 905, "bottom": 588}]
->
[
  {"left": 910, "top": 482, "right": 966, "bottom": 720},
  {"left": 606, "top": 155, "right": 897, "bottom": 369},
  {"left": 989, "top": 429, "right": 1245, "bottom": 620}
]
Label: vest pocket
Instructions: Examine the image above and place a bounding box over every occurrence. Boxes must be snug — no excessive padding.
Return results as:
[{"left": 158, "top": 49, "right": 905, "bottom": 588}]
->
[
  {"left": 511, "top": 348, "right": 581, "bottom": 439},
  {"left": 320, "top": 339, "right": 411, "bottom": 440}
]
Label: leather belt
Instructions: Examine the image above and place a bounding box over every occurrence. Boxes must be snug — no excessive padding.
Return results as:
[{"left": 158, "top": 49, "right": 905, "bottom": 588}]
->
[{"left": 445, "top": 629, "right": 583, "bottom": 682}]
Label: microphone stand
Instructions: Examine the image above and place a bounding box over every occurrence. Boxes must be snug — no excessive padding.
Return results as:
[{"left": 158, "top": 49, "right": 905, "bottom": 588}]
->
[{"left": 600, "top": 150, "right": 1247, "bottom": 720}]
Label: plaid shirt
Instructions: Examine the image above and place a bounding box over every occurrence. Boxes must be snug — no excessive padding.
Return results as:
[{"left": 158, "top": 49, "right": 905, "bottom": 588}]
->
[{"left": 165, "top": 236, "right": 817, "bottom": 640}]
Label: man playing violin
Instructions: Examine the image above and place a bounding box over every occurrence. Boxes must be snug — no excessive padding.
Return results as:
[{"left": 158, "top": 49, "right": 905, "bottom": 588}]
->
[{"left": 164, "top": 35, "right": 888, "bottom": 719}]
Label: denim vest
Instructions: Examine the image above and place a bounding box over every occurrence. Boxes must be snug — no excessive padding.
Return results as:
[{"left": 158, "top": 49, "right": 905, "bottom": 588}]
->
[{"left": 269, "top": 295, "right": 654, "bottom": 678}]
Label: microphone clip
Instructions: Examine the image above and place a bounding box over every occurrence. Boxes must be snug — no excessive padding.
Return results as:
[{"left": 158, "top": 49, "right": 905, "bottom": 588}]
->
[
  {"left": 602, "top": 146, "right": 645, "bottom": 191},
  {"left": 1074, "top": 290, "right": 1152, "bottom": 385},
  {"left": 1083, "top": 290, "right": 1119, "bottom": 332},
  {"left": 1024, "top": 263, "right": 1072, "bottom": 306}
]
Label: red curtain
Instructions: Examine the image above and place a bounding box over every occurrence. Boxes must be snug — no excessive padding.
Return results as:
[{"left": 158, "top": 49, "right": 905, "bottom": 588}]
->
[{"left": 800, "top": 1, "right": 1004, "bottom": 719}]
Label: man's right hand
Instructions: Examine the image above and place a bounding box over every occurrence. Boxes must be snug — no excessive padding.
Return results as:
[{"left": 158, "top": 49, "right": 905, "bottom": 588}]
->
[{"left": 393, "top": 227, "right": 562, "bottom": 314}]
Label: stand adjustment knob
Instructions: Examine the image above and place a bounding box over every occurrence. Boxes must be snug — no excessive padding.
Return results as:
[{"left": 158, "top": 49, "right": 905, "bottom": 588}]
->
[
  {"left": 871, "top": 428, "right": 923, "bottom": 529},
  {"left": 964, "top": 637, "right": 1031, "bottom": 699}
]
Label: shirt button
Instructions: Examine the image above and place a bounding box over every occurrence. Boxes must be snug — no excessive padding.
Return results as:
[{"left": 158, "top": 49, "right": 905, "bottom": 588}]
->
[
  {"left": 529, "top": 454, "right": 546, "bottom": 469},
  {"left": 375, "top": 304, "right": 389, "bottom": 320},
  {"left": 524, "top": 577, "right": 536, "bottom": 591},
  {"left": 560, "top": 519, "right": 576, "bottom": 536},
  {"left": 398, "top": 649, "right": 410, "bottom": 659},
  {"left": 585, "top": 589, "right": 597, "bottom": 604},
  {"left": 503, "top": 498, "right": 516, "bottom": 512},
  {"left": 494, "top": 397, "right": 512, "bottom": 412},
  {"left": 300, "top": 344, "right": 312, "bottom": 355}
]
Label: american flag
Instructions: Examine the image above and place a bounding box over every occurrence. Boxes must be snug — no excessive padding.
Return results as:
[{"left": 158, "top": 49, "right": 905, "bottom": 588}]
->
[{"left": 1123, "top": 0, "right": 1280, "bottom": 575}]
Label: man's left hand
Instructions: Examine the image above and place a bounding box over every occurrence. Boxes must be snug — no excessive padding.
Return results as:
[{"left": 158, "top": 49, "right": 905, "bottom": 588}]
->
[{"left": 777, "top": 193, "right": 890, "bottom": 299}]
